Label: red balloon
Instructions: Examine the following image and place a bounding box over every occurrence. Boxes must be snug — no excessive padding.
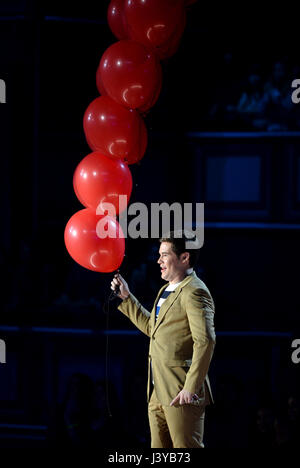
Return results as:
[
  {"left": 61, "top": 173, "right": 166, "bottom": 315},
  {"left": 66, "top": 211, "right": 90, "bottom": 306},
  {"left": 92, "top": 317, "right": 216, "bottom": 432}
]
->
[
  {"left": 160, "top": 8, "right": 186, "bottom": 60},
  {"left": 73, "top": 151, "right": 132, "bottom": 215},
  {"left": 107, "top": 0, "right": 128, "bottom": 40},
  {"left": 96, "top": 75, "right": 107, "bottom": 97},
  {"left": 124, "top": 0, "right": 186, "bottom": 59},
  {"left": 83, "top": 95, "right": 147, "bottom": 164},
  {"left": 97, "top": 40, "right": 162, "bottom": 111},
  {"left": 64, "top": 209, "right": 125, "bottom": 273}
]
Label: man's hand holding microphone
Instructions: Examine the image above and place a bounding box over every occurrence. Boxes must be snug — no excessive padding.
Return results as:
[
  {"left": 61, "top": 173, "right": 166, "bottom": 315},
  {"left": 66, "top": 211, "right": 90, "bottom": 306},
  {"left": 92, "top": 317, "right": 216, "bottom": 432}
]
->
[{"left": 111, "top": 273, "right": 130, "bottom": 300}]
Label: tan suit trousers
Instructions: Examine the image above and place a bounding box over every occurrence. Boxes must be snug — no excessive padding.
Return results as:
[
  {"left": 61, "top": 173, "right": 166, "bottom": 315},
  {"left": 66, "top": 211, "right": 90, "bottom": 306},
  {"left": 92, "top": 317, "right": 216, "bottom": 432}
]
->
[{"left": 148, "top": 386, "right": 207, "bottom": 448}]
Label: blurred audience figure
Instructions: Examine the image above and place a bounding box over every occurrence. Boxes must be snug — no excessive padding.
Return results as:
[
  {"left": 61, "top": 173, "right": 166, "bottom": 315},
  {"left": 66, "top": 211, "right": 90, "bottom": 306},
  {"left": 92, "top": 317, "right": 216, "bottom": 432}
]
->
[
  {"left": 273, "top": 410, "right": 292, "bottom": 447},
  {"left": 248, "top": 393, "right": 300, "bottom": 448},
  {"left": 91, "top": 379, "right": 137, "bottom": 448},
  {"left": 287, "top": 394, "right": 300, "bottom": 445},
  {"left": 248, "top": 405, "right": 276, "bottom": 447},
  {"left": 263, "top": 61, "right": 292, "bottom": 131},
  {"left": 208, "top": 56, "right": 300, "bottom": 131},
  {"left": 206, "top": 374, "right": 249, "bottom": 448},
  {"left": 47, "top": 373, "right": 138, "bottom": 448},
  {"left": 236, "top": 71, "right": 267, "bottom": 130},
  {"left": 47, "top": 373, "right": 96, "bottom": 448}
]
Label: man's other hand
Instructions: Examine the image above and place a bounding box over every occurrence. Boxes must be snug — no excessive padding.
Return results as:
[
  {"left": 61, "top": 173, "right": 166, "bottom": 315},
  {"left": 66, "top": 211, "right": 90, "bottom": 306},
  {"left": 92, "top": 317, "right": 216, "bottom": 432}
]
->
[{"left": 170, "top": 389, "right": 200, "bottom": 406}]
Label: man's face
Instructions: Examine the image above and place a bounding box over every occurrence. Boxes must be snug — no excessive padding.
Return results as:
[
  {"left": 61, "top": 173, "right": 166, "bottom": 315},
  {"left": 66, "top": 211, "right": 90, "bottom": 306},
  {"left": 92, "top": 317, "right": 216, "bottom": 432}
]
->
[{"left": 157, "top": 242, "right": 189, "bottom": 284}]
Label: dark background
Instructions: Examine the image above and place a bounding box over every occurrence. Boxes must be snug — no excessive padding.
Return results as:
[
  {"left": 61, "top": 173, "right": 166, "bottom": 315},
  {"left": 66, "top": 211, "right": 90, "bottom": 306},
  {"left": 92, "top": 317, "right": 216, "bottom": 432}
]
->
[{"left": 0, "top": 0, "right": 299, "bottom": 448}]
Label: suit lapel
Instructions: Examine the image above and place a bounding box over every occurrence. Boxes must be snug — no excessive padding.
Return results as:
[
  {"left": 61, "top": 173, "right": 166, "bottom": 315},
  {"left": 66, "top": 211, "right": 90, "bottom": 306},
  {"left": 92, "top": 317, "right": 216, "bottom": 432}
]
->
[{"left": 152, "top": 272, "right": 196, "bottom": 335}]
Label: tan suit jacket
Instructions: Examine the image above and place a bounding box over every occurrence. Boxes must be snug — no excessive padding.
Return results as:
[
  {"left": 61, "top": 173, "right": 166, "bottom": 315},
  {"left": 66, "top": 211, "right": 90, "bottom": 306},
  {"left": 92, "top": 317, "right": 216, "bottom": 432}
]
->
[{"left": 118, "top": 271, "right": 216, "bottom": 406}]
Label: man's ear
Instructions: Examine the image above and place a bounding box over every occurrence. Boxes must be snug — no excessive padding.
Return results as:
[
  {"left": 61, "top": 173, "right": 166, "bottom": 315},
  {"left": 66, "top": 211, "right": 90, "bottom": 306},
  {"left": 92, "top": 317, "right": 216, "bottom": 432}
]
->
[{"left": 181, "top": 252, "right": 190, "bottom": 264}]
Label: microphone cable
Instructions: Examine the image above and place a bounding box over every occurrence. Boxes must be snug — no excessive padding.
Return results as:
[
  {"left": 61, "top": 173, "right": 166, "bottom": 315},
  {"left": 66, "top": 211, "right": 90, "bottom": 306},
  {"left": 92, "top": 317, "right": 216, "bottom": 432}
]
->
[{"left": 102, "top": 270, "right": 121, "bottom": 418}]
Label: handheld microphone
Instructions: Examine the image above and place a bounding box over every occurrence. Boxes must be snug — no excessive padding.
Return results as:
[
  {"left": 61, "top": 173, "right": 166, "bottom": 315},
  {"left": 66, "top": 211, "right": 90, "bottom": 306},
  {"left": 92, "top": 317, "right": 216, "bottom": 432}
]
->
[
  {"left": 113, "top": 284, "right": 120, "bottom": 297},
  {"left": 112, "top": 269, "right": 120, "bottom": 297}
]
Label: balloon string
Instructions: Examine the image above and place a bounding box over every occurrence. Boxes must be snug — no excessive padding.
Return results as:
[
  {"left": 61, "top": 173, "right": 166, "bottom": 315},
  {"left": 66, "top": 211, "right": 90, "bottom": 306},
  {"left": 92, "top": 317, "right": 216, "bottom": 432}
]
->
[
  {"left": 103, "top": 294, "right": 114, "bottom": 418},
  {"left": 103, "top": 280, "right": 120, "bottom": 419}
]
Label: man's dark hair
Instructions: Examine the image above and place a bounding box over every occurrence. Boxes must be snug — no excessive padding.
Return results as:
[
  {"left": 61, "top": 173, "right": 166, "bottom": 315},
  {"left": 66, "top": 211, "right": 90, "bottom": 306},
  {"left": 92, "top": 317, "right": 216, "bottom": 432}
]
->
[{"left": 159, "top": 231, "right": 200, "bottom": 268}]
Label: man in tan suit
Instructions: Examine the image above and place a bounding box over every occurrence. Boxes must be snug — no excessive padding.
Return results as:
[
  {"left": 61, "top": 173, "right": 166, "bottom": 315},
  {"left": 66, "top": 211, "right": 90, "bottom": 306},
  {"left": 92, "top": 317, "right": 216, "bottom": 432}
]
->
[{"left": 111, "top": 232, "right": 216, "bottom": 448}]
